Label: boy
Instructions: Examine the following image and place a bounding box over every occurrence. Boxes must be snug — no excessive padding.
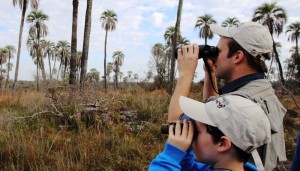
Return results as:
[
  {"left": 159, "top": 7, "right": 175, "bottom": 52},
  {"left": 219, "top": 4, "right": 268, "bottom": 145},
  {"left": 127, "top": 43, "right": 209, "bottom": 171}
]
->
[{"left": 149, "top": 95, "right": 271, "bottom": 171}]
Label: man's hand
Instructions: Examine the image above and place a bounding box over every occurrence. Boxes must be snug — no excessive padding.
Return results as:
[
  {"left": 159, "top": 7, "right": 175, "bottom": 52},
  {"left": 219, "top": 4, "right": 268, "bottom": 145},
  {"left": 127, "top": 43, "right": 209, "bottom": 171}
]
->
[
  {"left": 177, "top": 43, "right": 199, "bottom": 78},
  {"left": 167, "top": 119, "right": 194, "bottom": 152}
]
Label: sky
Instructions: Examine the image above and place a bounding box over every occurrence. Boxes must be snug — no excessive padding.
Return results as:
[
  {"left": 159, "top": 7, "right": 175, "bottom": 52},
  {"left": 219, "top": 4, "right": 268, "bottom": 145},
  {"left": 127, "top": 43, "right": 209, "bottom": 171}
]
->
[{"left": 0, "top": 0, "right": 299, "bottom": 82}]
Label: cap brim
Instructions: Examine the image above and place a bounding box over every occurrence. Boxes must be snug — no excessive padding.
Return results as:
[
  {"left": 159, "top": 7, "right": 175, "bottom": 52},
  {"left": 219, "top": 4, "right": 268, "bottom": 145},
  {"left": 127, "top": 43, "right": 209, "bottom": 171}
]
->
[
  {"left": 179, "top": 96, "right": 216, "bottom": 127},
  {"left": 209, "top": 24, "right": 231, "bottom": 38}
]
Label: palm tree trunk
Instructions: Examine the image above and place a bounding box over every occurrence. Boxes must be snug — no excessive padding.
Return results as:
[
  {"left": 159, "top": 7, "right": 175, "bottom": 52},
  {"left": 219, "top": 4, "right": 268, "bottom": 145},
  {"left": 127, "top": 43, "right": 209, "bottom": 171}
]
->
[
  {"left": 57, "top": 61, "right": 62, "bottom": 80},
  {"left": 69, "top": 0, "right": 79, "bottom": 85},
  {"left": 48, "top": 53, "right": 52, "bottom": 79},
  {"left": 37, "top": 61, "right": 40, "bottom": 91},
  {"left": 13, "top": 1, "right": 27, "bottom": 91},
  {"left": 104, "top": 30, "right": 108, "bottom": 93},
  {"left": 168, "top": 0, "right": 183, "bottom": 94},
  {"left": 296, "top": 36, "right": 299, "bottom": 59},
  {"left": 5, "top": 56, "right": 11, "bottom": 89},
  {"left": 272, "top": 38, "right": 285, "bottom": 85},
  {"left": 40, "top": 58, "right": 46, "bottom": 80},
  {"left": 80, "top": 0, "right": 92, "bottom": 89}
]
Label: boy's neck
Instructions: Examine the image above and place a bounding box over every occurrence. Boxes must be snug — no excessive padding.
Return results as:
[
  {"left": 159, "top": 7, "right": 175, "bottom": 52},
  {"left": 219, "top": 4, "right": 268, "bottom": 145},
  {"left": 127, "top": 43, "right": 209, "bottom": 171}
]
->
[{"left": 213, "top": 158, "right": 244, "bottom": 171}]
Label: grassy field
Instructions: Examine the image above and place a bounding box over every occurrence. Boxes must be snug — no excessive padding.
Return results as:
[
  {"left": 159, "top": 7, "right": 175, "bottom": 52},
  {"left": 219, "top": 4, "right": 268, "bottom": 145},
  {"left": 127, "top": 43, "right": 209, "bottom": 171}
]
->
[{"left": 0, "top": 85, "right": 299, "bottom": 170}]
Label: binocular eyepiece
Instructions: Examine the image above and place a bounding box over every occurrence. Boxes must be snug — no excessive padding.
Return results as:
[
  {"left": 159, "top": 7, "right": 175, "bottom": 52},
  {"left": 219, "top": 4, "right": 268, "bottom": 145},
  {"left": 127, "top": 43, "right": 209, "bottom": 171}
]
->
[{"left": 174, "top": 45, "right": 219, "bottom": 60}]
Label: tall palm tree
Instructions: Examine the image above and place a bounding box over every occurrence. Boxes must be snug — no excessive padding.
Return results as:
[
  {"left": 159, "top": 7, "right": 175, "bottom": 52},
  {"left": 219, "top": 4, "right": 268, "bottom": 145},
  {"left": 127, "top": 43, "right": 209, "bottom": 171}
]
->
[
  {"left": 4, "top": 45, "right": 16, "bottom": 89},
  {"left": 42, "top": 41, "right": 55, "bottom": 79},
  {"left": 195, "top": 14, "right": 217, "bottom": 45},
  {"left": 286, "top": 22, "right": 300, "bottom": 59},
  {"left": 80, "top": 0, "right": 93, "bottom": 89},
  {"left": 222, "top": 17, "right": 240, "bottom": 27},
  {"left": 12, "top": 0, "right": 38, "bottom": 91},
  {"left": 56, "top": 40, "right": 71, "bottom": 80},
  {"left": 100, "top": 9, "right": 117, "bottom": 93},
  {"left": 69, "top": 0, "right": 79, "bottom": 85},
  {"left": 168, "top": 0, "right": 183, "bottom": 94},
  {"left": 112, "top": 51, "right": 124, "bottom": 88},
  {"left": 27, "top": 33, "right": 45, "bottom": 91},
  {"left": 252, "top": 2, "right": 287, "bottom": 85},
  {"left": 27, "top": 10, "right": 49, "bottom": 81}
]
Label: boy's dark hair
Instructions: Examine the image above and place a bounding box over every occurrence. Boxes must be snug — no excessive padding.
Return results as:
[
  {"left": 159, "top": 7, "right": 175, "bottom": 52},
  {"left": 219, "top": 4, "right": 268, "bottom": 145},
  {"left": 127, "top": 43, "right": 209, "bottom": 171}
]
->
[
  {"left": 227, "top": 38, "right": 268, "bottom": 73},
  {"left": 206, "top": 124, "right": 251, "bottom": 163}
]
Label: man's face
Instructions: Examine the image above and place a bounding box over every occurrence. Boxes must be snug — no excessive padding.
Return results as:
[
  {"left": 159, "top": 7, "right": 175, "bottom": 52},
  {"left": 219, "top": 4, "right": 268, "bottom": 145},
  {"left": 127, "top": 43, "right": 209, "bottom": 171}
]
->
[
  {"left": 214, "top": 37, "right": 235, "bottom": 81},
  {"left": 192, "top": 122, "right": 219, "bottom": 164}
]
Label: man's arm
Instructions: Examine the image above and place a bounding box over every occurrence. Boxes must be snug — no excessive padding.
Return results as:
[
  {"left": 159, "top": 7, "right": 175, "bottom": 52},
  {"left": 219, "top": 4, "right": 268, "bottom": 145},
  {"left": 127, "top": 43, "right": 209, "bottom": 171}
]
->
[{"left": 168, "top": 44, "right": 199, "bottom": 122}]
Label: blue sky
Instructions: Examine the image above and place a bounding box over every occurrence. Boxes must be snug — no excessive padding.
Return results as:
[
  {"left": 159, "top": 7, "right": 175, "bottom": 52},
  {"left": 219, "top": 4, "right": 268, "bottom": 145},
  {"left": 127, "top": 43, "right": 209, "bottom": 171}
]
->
[{"left": 0, "top": 0, "right": 299, "bottom": 81}]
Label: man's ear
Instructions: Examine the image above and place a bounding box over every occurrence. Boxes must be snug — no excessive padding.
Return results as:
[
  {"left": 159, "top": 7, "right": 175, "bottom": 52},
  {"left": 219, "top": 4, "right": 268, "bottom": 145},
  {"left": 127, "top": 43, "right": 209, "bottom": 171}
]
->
[
  {"left": 233, "top": 50, "right": 245, "bottom": 64},
  {"left": 217, "top": 136, "right": 232, "bottom": 152}
]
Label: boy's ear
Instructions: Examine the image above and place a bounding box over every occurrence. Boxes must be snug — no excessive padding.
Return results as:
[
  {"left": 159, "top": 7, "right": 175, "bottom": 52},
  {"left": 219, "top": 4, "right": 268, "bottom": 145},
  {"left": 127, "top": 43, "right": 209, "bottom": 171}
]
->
[{"left": 217, "top": 136, "right": 232, "bottom": 152}]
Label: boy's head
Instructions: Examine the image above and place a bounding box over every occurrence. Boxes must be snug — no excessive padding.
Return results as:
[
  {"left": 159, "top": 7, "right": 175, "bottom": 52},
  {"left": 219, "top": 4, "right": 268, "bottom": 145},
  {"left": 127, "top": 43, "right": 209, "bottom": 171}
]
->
[{"left": 179, "top": 95, "right": 271, "bottom": 166}]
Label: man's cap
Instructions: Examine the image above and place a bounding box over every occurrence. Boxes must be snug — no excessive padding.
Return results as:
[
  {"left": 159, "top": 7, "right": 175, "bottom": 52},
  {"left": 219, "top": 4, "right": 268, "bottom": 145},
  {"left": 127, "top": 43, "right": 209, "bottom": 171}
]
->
[
  {"left": 209, "top": 22, "right": 273, "bottom": 61},
  {"left": 179, "top": 95, "right": 271, "bottom": 153}
]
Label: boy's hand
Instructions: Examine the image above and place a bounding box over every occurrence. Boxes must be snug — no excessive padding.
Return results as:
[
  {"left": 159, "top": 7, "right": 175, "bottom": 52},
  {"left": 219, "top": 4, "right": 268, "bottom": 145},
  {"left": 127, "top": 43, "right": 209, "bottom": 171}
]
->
[{"left": 167, "top": 119, "right": 194, "bottom": 152}]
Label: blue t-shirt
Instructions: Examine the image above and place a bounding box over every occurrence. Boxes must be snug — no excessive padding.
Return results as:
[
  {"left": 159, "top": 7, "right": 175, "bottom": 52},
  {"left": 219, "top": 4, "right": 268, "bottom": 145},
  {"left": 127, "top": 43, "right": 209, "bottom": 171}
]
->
[{"left": 149, "top": 142, "right": 257, "bottom": 171}]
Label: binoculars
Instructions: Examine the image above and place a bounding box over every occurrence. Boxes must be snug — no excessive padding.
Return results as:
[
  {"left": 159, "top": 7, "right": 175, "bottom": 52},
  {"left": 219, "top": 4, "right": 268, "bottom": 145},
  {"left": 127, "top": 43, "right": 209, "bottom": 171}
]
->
[{"left": 174, "top": 45, "right": 219, "bottom": 60}]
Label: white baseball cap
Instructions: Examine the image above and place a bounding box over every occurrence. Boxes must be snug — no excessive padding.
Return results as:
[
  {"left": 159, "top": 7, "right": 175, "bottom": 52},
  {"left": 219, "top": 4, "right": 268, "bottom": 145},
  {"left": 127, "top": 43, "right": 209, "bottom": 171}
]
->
[
  {"left": 209, "top": 22, "right": 273, "bottom": 61},
  {"left": 179, "top": 95, "right": 271, "bottom": 170}
]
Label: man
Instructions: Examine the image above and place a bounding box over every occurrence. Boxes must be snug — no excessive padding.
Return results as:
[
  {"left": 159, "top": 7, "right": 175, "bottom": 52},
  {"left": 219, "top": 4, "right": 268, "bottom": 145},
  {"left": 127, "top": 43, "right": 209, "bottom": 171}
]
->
[
  {"left": 149, "top": 95, "right": 271, "bottom": 171},
  {"left": 168, "top": 22, "right": 286, "bottom": 170}
]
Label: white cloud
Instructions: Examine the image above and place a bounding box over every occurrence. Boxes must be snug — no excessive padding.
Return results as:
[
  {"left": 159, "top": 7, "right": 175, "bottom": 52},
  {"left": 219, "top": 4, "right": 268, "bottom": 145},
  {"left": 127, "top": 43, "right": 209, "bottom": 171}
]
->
[{"left": 152, "top": 12, "right": 166, "bottom": 28}]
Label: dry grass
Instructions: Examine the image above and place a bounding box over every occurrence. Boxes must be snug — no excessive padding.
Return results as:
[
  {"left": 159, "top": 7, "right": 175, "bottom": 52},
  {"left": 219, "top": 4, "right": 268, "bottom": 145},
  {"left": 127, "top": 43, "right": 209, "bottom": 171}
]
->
[{"left": 0, "top": 86, "right": 299, "bottom": 170}]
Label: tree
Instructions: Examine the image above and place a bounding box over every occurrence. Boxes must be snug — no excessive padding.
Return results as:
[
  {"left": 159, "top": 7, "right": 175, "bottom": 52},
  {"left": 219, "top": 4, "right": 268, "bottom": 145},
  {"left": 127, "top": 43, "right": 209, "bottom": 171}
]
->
[
  {"left": 285, "top": 46, "right": 300, "bottom": 81},
  {"left": 286, "top": 22, "right": 300, "bottom": 60},
  {"left": 56, "top": 40, "right": 71, "bottom": 80},
  {"left": 27, "top": 33, "right": 45, "bottom": 91},
  {"left": 112, "top": 51, "right": 124, "bottom": 88},
  {"left": 100, "top": 9, "right": 117, "bottom": 93},
  {"left": 12, "top": 0, "right": 38, "bottom": 91},
  {"left": 87, "top": 68, "right": 100, "bottom": 83},
  {"left": 195, "top": 14, "right": 217, "bottom": 45},
  {"left": 150, "top": 43, "right": 166, "bottom": 88},
  {"left": 133, "top": 73, "right": 138, "bottom": 84},
  {"left": 42, "top": 41, "right": 55, "bottom": 79},
  {"left": 69, "top": 0, "right": 79, "bottom": 85},
  {"left": 27, "top": 10, "right": 49, "bottom": 81},
  {"left": 0, "top": 48, "right": 8, "bottom": 89},
  {"left": 106, "top": 62, "right": 113, "bottom": 86},
  {"left": 252, "top": 2, "right": 287, "bottom": 85},
  {"left": 4, "top": 45, "right": 16, "bottom": 89},
  {"left": 80, "top": 0, "right": 93, "bottom": 88},
  {"left": 168, "top": 0, "right": 184, "bottom": 94},
  {"left": 222, "top": 17, "right": 240, "bottom": 27}
]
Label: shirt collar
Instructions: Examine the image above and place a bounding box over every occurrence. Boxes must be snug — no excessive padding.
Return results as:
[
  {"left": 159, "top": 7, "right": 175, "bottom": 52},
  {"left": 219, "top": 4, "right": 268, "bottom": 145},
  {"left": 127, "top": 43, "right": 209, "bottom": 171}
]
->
[{"left": 219, "top": 72, "right": 265, "bottom": 95}]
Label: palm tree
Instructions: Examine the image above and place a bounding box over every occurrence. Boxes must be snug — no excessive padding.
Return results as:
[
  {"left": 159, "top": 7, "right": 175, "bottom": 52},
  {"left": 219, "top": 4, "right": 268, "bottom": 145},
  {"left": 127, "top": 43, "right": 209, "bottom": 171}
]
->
[
  {"left": 285, "top": 46, "right": 300, "bottom": 80},
  {"left": 80, "top": 0, "right": 93, "bottom": 89},
  {"left": 27, "top": 33, "right": 45, "bottom": 91},
  {"left": 286, "top": 22, "right": 300, "bottom": 59},
  {"left": 0, "top": 48, "right": 8, "bottom": 89},
  {"left": 27, "top": 10, "right": 49, "bottom": 81},
  {"left": 100, "top": 9, "right": 117, "bottom": 93},
  {"left": 56, "top": 40, "right": 71, "bottom": 80},
  {"left": 112, "top": 51, "right": 124, "bottom": 88},
  {"left": 75, "top": 51, "right": 82, "bottom": 83},
  {"left": 195, "top": 14, "right": 217, "bottom": 45},
  {"left": 151, "top": 43, "right": 166, "bottom": 87},
  {"left": 252, "top": 2, "right": 287, "bottom": 85},
  {"left": 4, "top": 45, "right": 16, "bottom": 89},
  {"left": 168, "top": 0, "right": 183, "bottom": 94},
  {"left": 106, "top": 62, "right": 113, "bottom": 86},
  {"left": 42, "top": 41, "right": 55, "bottom": 79},
  {"left": 222, "top": 17, "right": 240, "bottom": 27},
  {"left": 12, "top": 0, "right": 38, "bottom": 91},
  {"left": 69, "top": 0, "right": 79, "bottom": 85}
]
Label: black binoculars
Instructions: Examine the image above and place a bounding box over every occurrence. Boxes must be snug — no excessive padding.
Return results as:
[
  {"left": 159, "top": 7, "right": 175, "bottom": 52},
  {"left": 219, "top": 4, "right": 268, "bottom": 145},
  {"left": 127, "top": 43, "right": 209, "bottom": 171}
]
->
[{"left": 174, "top": 45, "right": 219, "bottom": 60}]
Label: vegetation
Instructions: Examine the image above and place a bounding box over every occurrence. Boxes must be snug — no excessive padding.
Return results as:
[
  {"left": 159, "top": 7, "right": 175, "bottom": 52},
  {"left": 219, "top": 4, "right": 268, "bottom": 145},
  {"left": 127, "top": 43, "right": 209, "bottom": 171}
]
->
[{"left": 0, "top": 0, "right": 299, "bottom": 170}]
